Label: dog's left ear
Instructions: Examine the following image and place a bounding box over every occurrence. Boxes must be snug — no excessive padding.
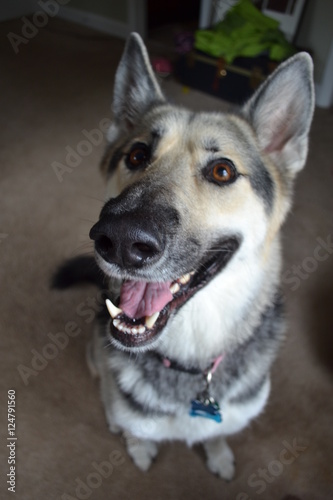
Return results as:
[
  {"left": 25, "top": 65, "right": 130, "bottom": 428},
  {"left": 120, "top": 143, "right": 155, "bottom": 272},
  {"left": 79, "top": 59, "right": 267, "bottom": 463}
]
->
[
  {"left": 108, "top": 33, "right": 166, "bottom": 142},
  {"left": 243, "top": 53, "right": 314, "bottom": 177}
]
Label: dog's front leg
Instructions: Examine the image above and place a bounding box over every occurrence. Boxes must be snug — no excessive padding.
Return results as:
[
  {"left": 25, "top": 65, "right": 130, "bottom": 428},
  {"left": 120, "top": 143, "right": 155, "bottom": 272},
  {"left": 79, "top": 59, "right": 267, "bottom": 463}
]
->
[
  {"left": 123, "top": 431, "right": 159, "bottom": 472},
  {"left": 203, "top": 436, "right": 235, "bottom": 481}
]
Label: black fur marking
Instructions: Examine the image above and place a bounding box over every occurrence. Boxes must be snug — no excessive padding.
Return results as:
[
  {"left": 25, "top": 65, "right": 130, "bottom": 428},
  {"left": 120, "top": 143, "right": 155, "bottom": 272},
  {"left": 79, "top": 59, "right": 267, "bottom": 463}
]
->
[
  {"left": 106, "top": 145, "right": 124, "bottom": 175},
  {"left": 51, "top": 256, "right": 107, "bottom": 290},
  {"left": 187, "top": 111, "right": 196, "bottom": 125},
  {"left": 203, "top": 138, "right": 220, "bottom": 153},
  {"left": 229, "top": 374, "right": 267, "bottom": 405},
  {"left": 249, "top": 158, "right": 275, "bottom": 211},
  {"left": 119, "top": 388, "right": 171, "bottom": 417}
]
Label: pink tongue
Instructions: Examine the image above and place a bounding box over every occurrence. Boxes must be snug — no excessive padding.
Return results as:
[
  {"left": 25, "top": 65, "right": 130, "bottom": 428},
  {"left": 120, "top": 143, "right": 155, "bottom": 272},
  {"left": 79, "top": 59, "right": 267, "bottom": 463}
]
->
[{"left": 119, "top": 280, "right": 172, "bottom": 319}]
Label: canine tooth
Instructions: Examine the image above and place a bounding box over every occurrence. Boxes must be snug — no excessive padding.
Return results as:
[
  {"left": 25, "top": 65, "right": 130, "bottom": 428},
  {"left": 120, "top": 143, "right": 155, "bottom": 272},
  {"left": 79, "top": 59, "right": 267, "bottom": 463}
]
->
[
  {"left": 179, "top": 273, "right": 191, "bottom": 285},
  {"left": 145, "top": 311, "right": 160, "bottom": 330},
  {"left": 105, "top": 298, "right": 123, "bottom": 319},
  {"left": 170, "top": 282, "right": 180, "bottom": 294}
]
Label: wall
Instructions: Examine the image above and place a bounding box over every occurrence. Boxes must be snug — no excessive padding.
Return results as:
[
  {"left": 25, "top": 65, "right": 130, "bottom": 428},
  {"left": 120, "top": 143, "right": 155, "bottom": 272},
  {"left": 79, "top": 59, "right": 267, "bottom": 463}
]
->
[
  {"left": 0, "top": 0, "right": 143, "bottom": 38},
  {"left": 57, "top": 0, "right": 145, "bottom": 39},
  {"left": 295, "top": 0, "right": 333, "bottom": 82},
  {"left": 0, "top": 0, "right": 35, "bottom": 22},
  {"left": 68, "top": 0, "right": 127, "bottom": 23}
]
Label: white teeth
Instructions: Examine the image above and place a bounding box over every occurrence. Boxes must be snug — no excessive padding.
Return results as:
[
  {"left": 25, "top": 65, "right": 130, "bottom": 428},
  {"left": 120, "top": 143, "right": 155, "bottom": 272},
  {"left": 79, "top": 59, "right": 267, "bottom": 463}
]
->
[
  {"left": 145, "top": 311, "right": 160, "bottom": 330},
  {"left": 170, "top": 282, "right": 180, "bottom": 294},
  {"left": 171, "top": 272, "right": 194, "bottom": 293},
  {"left": 105, "top": 298, "right": 123, "bottom": 319},
  {"left": 179, "top": 273, "right": 191, "bottom": 285},
  {"left": 112, "top": 318, "right": 146, "bottom": 335}
]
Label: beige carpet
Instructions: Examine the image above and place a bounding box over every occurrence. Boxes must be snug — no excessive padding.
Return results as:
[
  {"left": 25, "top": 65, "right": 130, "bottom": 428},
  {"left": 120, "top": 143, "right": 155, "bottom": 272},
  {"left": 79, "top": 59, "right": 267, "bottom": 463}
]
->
[{"left": 1, "top": 17, "right": 333, "bottom": 500}]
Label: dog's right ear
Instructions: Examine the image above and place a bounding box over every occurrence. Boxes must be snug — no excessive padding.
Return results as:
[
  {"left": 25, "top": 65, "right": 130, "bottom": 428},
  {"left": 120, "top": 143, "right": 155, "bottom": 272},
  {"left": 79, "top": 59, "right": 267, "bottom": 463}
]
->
[{"left": 108, "top": 33, "right": 166, "bottom": 142}]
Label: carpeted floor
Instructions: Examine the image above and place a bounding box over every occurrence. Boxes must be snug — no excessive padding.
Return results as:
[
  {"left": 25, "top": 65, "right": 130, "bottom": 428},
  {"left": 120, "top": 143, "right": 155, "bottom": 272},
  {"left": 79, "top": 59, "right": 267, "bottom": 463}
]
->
[{"left": 1, "top": 17, "right": 333, "bottom": 500}]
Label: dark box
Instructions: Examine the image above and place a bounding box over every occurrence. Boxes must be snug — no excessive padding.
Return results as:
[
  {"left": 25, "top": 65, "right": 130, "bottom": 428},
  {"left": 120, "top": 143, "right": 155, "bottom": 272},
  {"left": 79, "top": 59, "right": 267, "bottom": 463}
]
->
[{"left": 174, "top": 50, "right": 278, "bottom": 105}]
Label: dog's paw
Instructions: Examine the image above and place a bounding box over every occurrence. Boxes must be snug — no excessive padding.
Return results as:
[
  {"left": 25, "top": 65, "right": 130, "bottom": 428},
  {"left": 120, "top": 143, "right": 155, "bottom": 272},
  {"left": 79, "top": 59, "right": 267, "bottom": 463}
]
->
[
  {"left": 126, "top": 436, "right": 158, "bottom": 472},
  {"left": 204, "top": 437, "right": 235, "bottom": 481},
  {"left": 206, "top": 445, "right": 235, "bottom": 481}
]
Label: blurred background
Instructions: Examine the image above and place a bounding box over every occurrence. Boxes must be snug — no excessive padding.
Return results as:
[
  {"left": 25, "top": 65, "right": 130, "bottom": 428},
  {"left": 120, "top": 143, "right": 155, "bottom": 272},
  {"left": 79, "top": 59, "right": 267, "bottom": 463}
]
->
[
  {"left": 1, "top": 1, "right": 332, "bottom": 499},
  {"left": 2, "top": 0, "right": 333, "bottom": 106}
]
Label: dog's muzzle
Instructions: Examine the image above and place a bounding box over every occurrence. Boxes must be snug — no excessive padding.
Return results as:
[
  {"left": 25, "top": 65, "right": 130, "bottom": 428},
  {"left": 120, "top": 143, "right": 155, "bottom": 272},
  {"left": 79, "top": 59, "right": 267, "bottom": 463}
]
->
[{"left": 89, "top": 190, "right": 240, "bottom": 350}]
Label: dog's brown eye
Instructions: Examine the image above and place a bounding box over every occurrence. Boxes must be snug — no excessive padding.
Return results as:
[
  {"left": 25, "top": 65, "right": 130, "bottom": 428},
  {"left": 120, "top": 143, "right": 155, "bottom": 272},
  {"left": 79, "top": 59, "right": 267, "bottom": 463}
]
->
[
  {"left": 126, "top": 143, "right": 150, "bottom": 170},
  {"left": 213, "top": 163, "right": 234, "bottom": 182},
  {"left": 205, "top": 159, "right": 237, "bottom": 186}
]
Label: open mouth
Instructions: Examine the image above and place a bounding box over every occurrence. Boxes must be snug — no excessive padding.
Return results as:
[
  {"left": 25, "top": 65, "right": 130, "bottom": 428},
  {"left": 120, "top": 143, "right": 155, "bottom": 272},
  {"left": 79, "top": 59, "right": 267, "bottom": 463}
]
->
[{"left": 104, "top": 237, "right": 240, "bottom": 349}]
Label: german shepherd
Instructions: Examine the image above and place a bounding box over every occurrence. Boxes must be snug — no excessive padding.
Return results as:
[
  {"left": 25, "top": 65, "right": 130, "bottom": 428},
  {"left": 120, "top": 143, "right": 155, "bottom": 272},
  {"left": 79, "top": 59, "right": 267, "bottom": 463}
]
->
[{"left": 53, "top": 33, "right": 314, "bottom": 479}]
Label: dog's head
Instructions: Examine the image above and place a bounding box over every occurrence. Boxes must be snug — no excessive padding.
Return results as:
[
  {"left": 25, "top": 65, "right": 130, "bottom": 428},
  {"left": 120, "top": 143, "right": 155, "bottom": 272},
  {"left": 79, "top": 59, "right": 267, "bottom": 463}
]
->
[{"left": 90, "top": 33, "right": 314, "bottom": 351}]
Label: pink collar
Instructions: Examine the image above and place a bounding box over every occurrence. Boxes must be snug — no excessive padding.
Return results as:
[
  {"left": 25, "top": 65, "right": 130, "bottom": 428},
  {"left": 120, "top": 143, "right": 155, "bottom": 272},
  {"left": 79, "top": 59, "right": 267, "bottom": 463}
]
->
[{"left": 161, "top": 353, "right": 224, "bottom": 375}]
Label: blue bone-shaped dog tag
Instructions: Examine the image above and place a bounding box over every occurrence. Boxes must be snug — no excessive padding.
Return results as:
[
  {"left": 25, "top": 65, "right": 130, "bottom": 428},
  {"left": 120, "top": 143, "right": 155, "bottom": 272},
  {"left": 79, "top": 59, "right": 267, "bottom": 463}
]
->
[
  {"left": 189, "top": 396, "right": 222, "bottom": 423},
  {"left": 189, "top": 359, "right": 223, "bottom": 423}
]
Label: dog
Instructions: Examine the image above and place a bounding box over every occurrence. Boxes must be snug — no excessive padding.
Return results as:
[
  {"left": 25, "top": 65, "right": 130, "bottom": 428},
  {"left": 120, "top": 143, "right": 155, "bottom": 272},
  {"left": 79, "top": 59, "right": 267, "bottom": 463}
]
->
[{"left": 53, "top": 33, "right": 314, "bottom": 480}]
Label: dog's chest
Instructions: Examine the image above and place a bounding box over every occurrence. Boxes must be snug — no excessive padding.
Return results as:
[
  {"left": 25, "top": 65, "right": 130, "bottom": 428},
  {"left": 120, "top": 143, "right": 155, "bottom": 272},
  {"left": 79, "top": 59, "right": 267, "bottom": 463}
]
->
[{"left": 109, "top": 294, "right": 284, "bottom": 417}]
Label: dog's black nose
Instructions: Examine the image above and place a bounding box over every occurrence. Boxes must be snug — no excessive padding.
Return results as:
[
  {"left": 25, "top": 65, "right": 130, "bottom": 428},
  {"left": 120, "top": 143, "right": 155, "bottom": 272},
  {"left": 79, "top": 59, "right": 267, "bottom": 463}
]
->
[{"left": 89, "top": 216, "right": 164, "bottom": 268}]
